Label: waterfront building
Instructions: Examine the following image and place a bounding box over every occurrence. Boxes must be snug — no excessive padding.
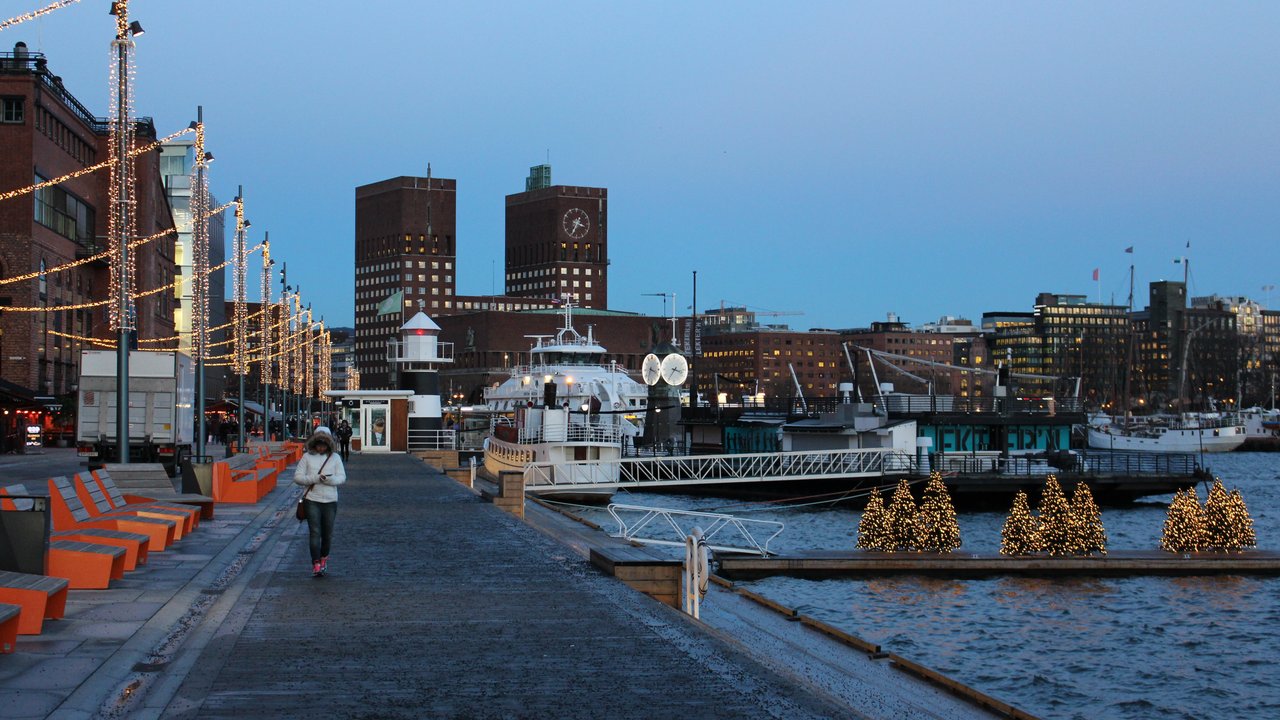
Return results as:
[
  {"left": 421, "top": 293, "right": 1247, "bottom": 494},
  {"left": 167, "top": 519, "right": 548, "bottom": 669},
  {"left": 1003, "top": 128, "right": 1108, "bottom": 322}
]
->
[
  {"left": 1191, "top": 294, "right": 1280, "bottom": 408},
  {"left": 984, "top": 294, "right": 1128, "bottom": 408},
  {"left": 160, "top": 138, "right": 226, "bottom": 404},
  {"left": 504, "top": 165, "right": 608, "bottom": 309},
  {"left": 1128, "top": 281, "right": 1239, "bottom": 412},
  {"left": 698, "top": 316, "right": 843, "bottom": 401},
  {"left": 842, "top": 315, "right": 987, "bottom": 401},
  {"left": 433, "top": 307, "right": 654, "bottom": 405},
  {"left": 0, "top": 42, "right": 176, "bottom": 406}
]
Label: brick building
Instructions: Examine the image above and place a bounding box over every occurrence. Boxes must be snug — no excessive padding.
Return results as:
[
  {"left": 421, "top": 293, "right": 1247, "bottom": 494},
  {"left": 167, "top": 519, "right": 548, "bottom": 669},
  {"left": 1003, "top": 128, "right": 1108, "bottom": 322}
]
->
[
  {"left": 841, "top": 316, "right": 987, "bottom": 401},
  {"left": 433, "top": 308, "right": 659, "bottom": 403},
  {"left": 0, "top": 42, "right": 176, "bottom": 403},
  {"left": 504, "top": 165, "right": 608, "bottom": 309}
]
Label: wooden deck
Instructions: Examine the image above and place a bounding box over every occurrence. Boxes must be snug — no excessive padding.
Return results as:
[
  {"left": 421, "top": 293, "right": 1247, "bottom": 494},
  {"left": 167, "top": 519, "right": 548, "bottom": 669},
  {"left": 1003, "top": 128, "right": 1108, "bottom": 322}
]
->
[{"left": 717, "top": 549, "right": 1280, "bottom": 580}]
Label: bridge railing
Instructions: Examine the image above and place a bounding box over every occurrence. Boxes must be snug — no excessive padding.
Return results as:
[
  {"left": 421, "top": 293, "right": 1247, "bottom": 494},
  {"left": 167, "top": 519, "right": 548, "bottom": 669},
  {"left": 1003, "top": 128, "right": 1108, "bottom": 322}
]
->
[
  {"left": 523, "top": 447, "right": 917, "bottom": 490},
  {"left": 606, "top": 503, "right": 784, "bottom": 556}
]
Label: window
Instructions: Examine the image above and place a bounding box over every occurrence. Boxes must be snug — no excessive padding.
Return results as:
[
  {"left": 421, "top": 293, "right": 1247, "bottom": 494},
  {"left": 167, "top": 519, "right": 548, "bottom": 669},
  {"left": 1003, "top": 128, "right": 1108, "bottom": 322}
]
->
[
  {"left": 33, "top": 175, "right": 95, "bottom": 247},
  {"left": 2, "top": 97, "right": 23, "bottom": 124}
]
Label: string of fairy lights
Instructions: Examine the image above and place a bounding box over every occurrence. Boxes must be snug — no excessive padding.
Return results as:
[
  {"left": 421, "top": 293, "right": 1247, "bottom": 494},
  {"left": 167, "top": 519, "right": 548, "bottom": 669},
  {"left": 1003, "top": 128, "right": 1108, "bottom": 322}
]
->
[
  {"left": 0, "top": 0, "right": 83, "bottom": 31},
  {"left": 0, "top": 0, "right": 338, "bottom": 429}
]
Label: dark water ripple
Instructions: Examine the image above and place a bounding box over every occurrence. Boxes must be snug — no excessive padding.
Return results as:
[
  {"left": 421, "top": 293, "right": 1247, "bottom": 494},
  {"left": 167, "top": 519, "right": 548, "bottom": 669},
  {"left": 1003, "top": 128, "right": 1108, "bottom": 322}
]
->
[{"left": 596, "top": 452, "right": 1280, "bottom": 720}]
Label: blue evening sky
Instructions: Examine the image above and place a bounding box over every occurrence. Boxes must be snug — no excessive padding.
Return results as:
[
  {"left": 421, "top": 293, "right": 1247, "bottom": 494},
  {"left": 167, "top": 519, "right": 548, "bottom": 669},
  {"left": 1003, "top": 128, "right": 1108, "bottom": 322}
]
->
[{"left": 14, "top": 1, "right": 1280, "bottom": 330}]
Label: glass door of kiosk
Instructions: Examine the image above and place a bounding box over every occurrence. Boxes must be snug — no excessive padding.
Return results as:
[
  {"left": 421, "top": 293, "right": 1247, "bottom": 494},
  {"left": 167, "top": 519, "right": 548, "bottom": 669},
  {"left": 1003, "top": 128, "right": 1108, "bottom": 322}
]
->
[{"left": 363, "top": 402, "right": 389, "bottom": 452}]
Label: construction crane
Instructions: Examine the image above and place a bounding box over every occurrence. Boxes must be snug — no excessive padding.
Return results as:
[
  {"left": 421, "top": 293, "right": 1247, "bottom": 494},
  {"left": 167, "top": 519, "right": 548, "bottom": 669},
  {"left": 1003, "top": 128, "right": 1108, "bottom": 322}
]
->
[{"left": 718, "top": 300, "right": 803, "bottom": 318}]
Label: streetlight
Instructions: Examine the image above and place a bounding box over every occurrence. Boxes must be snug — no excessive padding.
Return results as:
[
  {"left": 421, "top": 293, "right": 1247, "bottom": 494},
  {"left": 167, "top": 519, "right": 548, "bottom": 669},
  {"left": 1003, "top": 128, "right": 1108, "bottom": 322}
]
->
[{"left": 109, "top": 0, "right": 145, "bottom": 464}]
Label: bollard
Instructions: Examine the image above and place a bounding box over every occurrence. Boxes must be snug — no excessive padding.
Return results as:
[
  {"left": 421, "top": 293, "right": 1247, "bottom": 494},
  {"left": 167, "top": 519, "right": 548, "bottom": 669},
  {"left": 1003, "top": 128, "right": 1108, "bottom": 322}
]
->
[{"left": 684, "top": 526, "right": 709, "bottom": 619}]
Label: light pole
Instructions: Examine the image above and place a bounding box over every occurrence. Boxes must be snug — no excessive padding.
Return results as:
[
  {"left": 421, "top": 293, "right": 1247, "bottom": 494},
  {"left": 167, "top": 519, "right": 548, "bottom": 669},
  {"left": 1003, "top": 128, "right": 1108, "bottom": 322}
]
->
[
  {"left": 260, "top": 235, "right": 272, "bottom": 442},
  {"left": 190, "top": 107, "right": 212, "bottom": 460},
  {"left": 232, "top": 188, "right": 249, "bottom": 451},
  {"left": 109, "top": 2, "right": 143, "bottom": 463}
]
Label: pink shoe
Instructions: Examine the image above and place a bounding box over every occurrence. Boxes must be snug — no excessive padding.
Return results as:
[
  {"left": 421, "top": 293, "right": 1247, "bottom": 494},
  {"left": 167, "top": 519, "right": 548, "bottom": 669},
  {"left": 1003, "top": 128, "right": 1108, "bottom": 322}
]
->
[
  {"left": 320, "top": 556, "right": 329, "bottom": 573},
  {"left": 312, "top": 561, "right": 323, "bottom": 577}
]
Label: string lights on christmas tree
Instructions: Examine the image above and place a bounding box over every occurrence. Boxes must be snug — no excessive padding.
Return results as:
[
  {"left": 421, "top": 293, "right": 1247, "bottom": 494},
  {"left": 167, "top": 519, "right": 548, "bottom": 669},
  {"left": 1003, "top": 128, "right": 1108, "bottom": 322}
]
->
[
  {"left": 1035, "top": 475, "right": 1072, "bottom": 556},
  {"left": 856, "top": 487, "right": 888, "bottom": 550},
  {"left": 1161, "top": 488, "right": 1205, "bottom": 553},
  {"left": 915, "top": 472, "right": 961, "bottom": 553},
  {"left": 884, "top": 478, "right": 918, "bottom": 552},
  {"left": 1226, "top": 489, "right": 1257, "bottom": 550},
  {"left": 1068, "top": 482, "right": 1107, "bottom": 556},
  {"left": 1000, "top": 490, "right": 1039, "bottom": 555},
  {"left": 1202, "top": 478, "right": 1257, "bottom": 552}
]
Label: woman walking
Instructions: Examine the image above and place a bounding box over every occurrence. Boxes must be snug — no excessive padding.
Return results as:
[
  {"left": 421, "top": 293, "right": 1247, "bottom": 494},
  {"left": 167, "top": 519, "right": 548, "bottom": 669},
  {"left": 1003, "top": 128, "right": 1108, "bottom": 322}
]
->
[{"left": 294, "top": 429, "right": 346, "bottom": 577}]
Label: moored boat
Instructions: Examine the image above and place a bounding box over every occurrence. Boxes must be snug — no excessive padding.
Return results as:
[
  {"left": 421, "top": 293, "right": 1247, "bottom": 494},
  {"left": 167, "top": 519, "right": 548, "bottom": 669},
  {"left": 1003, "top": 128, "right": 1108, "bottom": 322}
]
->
[
  {"left": 479, "top": 304, "right": 647, "bottom": 503},
  {"left": 1086, "top": 413, "right": 1246, "bottom": 453}
]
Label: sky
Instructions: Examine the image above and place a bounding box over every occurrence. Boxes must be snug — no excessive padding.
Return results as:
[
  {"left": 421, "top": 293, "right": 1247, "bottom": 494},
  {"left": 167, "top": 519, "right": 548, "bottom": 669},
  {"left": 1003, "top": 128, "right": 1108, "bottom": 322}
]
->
[{"left": 12, "top": 1, "right": 1280, "bottom": 330}]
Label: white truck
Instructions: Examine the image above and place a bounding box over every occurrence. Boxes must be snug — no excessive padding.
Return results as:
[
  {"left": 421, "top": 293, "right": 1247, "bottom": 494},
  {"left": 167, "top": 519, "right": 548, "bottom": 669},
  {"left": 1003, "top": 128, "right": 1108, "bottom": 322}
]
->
[{"left": 76, "top": 350, "right": 195, "bottom": 474}]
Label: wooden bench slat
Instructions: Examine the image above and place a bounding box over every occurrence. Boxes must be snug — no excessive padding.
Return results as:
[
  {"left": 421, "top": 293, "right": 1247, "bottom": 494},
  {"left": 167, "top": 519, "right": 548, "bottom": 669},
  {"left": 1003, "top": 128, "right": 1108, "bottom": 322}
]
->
[
  {"left": 50, "top": 541, "right": 125, "bottom": 558},
  {"left": 0, "top": 570, "right": 70, "bottom": 593}
]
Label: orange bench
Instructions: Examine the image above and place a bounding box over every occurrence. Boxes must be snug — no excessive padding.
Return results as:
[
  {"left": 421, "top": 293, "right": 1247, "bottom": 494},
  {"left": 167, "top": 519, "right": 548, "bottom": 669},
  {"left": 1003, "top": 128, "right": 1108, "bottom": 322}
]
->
[
  {"left": 97, "top": 464, "right": 215, "bottom": 521},
  {"left": 1, "top": 485, "right": 128, "bottom": 590},
  {"left": 211, "top": 453, "right": 277, "bottom": 503},
  {"left": 46, "top": 475, "right": 177, "bottom": 552},
  {"left": 67, "top": 473, "right": 190, "bottom": 541},
  {"left": 0, "top": 602, "right": 19, "bottom": 652},
  {"left": 53, "top": 529, "right": 149, "bottom": 571},
  {"left": 86, "top": 471, "right": 199, "bottom": 535},
  {"left": 0, "top": 571, "right": 68, "bottom": 635}
]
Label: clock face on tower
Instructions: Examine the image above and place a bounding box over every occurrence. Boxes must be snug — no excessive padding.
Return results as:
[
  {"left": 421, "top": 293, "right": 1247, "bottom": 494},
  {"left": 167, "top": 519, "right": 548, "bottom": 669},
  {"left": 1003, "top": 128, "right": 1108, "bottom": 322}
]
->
[{"left": 562, "top": 208, "right": 590, "bottom": 239}]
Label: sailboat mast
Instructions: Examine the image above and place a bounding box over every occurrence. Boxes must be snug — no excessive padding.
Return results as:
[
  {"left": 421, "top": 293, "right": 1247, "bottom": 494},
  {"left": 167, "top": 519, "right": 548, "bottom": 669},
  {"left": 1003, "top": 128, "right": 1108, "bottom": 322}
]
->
[{"left": 1122, "top": 262, "right": 1135, "bottom": 428}]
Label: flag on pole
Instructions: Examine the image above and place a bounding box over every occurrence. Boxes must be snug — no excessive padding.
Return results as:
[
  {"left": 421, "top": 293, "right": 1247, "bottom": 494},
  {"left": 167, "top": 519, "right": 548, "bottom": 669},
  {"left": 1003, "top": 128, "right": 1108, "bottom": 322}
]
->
[
  {"left": 1092, "top": 268, "right": 1099, "bottom": 281},
  {"left": 376, "top": 289, "right": 404, "bottom": 316},
  {"left": 1124, "top": 246, "right": 1134, "bottom": 253}
]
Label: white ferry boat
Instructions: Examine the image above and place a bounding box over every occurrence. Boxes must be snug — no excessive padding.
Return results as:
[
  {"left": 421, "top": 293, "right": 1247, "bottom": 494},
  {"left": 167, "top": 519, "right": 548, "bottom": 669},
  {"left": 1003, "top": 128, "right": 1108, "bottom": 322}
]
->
[
  {"left": 480, "top": 304, "right": 647, "bottom": 503},
  {"left": 1086, "top": 413, "right": 1246, "bottom": 453}
]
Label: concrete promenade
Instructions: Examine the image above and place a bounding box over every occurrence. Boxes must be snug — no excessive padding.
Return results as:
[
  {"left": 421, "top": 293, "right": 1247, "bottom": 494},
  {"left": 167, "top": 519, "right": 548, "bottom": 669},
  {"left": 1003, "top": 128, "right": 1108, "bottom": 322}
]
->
[{"left": 5, "top": 453, "right": 893, "bottom": 719}]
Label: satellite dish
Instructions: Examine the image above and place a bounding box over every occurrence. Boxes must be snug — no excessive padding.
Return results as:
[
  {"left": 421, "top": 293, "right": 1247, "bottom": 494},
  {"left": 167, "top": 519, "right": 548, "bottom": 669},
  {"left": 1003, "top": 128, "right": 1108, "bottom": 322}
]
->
[
  {"left": 660, "top": 353, "right": 688, "bottom": 386},
  {"left": 641, "top": 353, "right": 663, "bottom": 386}
]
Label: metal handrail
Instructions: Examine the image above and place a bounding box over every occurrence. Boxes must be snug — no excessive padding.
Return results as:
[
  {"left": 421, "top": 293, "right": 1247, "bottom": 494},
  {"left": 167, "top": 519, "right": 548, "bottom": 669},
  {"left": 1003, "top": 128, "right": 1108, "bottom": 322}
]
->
[
  {"left": 606, "top": 503, "right": 784, "bottom": 557},
  {"left": 523, "top": 447, "right": 916, "bottom": 491},
  {"left": 407, "top": 428, "right": 457, "bottom": 451}
]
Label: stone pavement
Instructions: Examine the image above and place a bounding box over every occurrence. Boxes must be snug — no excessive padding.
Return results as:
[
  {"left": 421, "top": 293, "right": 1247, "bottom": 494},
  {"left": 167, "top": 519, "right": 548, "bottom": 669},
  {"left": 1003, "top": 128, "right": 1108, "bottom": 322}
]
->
[{"left": 3, "top": 454, "right": 871, "bottom": 719}]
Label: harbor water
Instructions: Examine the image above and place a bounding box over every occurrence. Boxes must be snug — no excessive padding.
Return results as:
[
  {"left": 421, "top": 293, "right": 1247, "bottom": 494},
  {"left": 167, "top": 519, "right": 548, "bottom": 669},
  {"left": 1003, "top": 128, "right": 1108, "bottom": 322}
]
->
[{"left": 573, "top": 452, "right": 1279, "bottom": 720}]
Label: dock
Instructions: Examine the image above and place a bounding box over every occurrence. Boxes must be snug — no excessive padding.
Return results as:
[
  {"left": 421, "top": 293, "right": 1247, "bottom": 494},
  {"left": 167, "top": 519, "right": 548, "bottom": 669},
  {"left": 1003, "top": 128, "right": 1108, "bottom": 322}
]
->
[
  {"left": 717, "top": 549, "right": 1280, "bottom": 580},
  {"left": 3, "top": 453, "right": 1010, "bottom": 719}
]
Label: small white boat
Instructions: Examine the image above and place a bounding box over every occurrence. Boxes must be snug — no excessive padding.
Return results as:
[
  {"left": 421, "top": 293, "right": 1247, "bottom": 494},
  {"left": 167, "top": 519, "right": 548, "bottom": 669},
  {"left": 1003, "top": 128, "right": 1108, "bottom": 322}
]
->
[
  {"left": 1086, "top": 413, "right": 1246, "bottom": 453},
  {"left": 480, "top": 304, "right": 647, "bottom": 503}
]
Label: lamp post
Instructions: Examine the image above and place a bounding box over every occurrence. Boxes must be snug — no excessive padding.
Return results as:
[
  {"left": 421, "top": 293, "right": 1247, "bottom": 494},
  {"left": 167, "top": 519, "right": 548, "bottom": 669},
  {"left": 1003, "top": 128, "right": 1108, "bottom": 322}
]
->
[
  {"left": 109, "top": 1, "right": 143, "bottom": 464},
  {"left": 232, "top": 187, "right": 249, "bottom": 451},
  {"left": 191, "top": 107, "right": 212, "bottom": 460},
  {"left": 260, "top": 236, "right": 272, "bottom": 443},
  {"left": 279, "top": 262, "right": 288, "bottom": 438}
]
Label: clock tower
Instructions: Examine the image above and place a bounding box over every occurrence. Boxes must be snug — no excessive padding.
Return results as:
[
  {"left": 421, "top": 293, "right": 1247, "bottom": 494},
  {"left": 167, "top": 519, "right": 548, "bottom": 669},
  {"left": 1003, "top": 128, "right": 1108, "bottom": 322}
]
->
[{"left": 504, "top": 165, "right": 608, "bottom": 309}]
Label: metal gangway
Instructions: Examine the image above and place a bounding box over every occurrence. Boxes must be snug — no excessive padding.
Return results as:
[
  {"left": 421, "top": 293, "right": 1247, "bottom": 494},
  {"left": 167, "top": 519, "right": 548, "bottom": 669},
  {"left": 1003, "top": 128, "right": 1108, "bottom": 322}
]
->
[
  {"left": 606, "top": 503, "right": 785, "bottom": 556},
  {"left": 523, "top": 447, "right": 916, "bottom": 493}
]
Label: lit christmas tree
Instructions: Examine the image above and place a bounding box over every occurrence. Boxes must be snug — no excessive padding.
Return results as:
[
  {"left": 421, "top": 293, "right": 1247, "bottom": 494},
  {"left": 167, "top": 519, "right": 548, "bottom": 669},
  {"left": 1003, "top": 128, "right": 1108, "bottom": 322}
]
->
[
  {"left": 883, "top": 478, "right": 918, "bottom": 552},
  {"left": 856, "top": 487, "right": 888, "bottom": 550},
  {"left": 1000, "top": 490, "right": 1039, "bottom": 556},
  {"left": 1160, "top": 488, "right": 1205, "bottom": 553},
  {"left": 1202, "top": 478, "right": 1234, "bottom": 551},
  {"left": 1226, "top": 489, "right": 1257, "bottom": 550},
  {"left": 1068, "top": 482, "right": 1107, "bottom": 556},
  {"left": 915, "top": 472, "right": 961, "bottom": 553},
  {"left": 1035, "top": 475, "right": 1073, "bottom": 556}
]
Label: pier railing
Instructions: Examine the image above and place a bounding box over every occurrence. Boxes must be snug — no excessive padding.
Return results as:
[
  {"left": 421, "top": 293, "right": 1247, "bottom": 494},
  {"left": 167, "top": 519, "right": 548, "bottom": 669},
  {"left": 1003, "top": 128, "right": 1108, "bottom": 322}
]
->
[
  {"left": 407, "top": 429, "right": 457, "bottom": 452},
  {"left": 930, "top": 450, "right": 1197, "bottom": 477},
  {"left": 523, "top": 447, "right": 916, "bottom": 492},
  {"left": 606, "top": 503, "right": 785, "bottom": 556}
]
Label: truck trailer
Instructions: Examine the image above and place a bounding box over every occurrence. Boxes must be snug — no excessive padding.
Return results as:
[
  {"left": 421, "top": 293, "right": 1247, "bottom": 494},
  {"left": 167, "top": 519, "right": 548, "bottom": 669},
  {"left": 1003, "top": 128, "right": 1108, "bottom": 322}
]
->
[{"left": 76, "top": 350, "right": 195, "bottom": 474}]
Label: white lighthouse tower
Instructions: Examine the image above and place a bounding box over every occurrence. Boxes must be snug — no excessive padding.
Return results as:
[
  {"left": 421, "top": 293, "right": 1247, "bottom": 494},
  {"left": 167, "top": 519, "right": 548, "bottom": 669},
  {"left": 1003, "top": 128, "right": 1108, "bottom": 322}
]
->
[{"left": 388, "top": 309, "right": 454, "bottom": 435}]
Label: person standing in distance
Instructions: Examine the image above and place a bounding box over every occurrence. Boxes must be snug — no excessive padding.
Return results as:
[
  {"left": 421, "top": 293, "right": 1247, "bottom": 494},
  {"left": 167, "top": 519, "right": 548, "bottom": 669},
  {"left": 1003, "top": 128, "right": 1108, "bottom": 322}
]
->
[
  {"left": 294, "top": 429, "right": 346, "bottom": 576},
  {"left": 337, "top": 419, "right": 353, "bottom": 461}
]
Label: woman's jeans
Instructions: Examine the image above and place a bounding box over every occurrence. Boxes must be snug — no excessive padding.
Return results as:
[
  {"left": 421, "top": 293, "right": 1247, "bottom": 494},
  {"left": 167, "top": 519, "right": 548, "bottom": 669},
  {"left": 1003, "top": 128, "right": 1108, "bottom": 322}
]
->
[{"left": 303, "top": 499, "right": 338, "bottom": 562}]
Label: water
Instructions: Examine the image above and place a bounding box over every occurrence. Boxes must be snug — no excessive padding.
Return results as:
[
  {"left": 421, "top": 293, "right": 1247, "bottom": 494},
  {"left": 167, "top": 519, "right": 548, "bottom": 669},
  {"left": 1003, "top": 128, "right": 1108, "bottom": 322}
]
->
[{"left": 571, "top": 452, "right": 1280, "bottom": 720}]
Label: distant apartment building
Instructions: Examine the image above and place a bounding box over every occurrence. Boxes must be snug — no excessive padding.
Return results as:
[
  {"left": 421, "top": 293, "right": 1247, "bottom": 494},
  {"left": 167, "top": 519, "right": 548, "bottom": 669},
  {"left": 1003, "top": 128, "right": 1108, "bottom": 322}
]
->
[
  {"left": 160, "top": 138, "right": 226, "bottom": 403},
  {"left": 0, "top": 41, "right": 176, "bottom": 403},
  {"left": 983, "top": 294, "right": 1128, "bottom": 407},
  {"left": 698, "top": 309, "right": 844, "bottom": 400},
  {"left": 841, "top": 315, "right": 987, "bottom": 401},
  {"left": 1192, "top": 294, "right": 1280, "bottom": 407},
  {"left": 504, "top": 165, "right": 608, "bottom": 309}
]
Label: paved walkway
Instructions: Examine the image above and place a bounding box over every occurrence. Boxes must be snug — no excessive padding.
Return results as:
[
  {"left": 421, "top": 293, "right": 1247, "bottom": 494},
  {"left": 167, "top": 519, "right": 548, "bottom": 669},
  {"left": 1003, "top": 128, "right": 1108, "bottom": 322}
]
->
[{"left": 180, "top": 453, "right": 862, "bottom": 718}]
